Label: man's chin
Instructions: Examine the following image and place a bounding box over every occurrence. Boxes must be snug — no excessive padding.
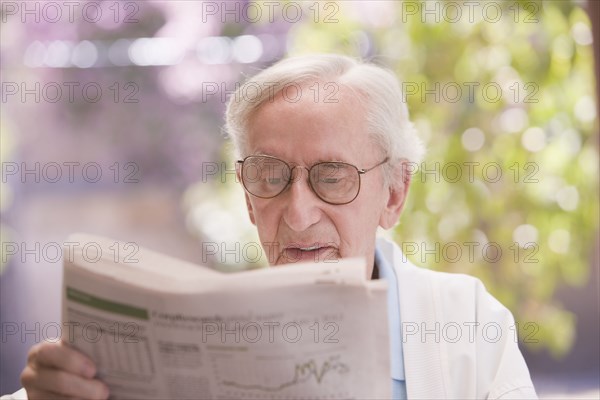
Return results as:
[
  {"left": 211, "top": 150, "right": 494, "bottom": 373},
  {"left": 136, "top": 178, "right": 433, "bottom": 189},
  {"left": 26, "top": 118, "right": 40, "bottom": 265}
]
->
[{"left": 276, "top": 247, "right": 339, "bottom": 265}]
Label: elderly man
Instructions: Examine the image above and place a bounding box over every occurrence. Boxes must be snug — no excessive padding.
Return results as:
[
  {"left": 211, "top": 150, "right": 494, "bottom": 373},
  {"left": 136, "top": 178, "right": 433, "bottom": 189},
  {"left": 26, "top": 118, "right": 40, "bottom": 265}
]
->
[{"left": 7, "top": 54, "right": 537, "bottom": 399}]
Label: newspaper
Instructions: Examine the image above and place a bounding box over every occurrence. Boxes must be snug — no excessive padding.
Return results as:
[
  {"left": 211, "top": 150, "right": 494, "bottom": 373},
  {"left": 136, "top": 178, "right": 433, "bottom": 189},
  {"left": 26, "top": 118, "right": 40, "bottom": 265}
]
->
[{"left": 61, "top": 233, "right": 391, "bottom": 399}]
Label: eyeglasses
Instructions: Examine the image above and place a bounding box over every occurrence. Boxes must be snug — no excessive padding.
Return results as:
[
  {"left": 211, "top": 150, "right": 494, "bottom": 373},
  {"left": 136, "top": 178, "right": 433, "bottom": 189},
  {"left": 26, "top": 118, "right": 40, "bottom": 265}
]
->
[{"left": 236, "top": 155, "right": 388, "bottom": 205}]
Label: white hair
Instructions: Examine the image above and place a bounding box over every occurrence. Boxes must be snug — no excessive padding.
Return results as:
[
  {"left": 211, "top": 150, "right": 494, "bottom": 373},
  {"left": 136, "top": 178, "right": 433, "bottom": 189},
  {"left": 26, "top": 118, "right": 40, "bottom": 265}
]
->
[{"left": 224, "top": 54, "right": 425, "bottom": 189}]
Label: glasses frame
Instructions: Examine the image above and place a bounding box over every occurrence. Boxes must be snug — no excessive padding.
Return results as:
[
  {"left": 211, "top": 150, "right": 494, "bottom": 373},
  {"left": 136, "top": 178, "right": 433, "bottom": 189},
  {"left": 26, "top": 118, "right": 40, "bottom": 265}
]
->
[{"left": 236, "top": 155, "right": 389, "bottom": 205}]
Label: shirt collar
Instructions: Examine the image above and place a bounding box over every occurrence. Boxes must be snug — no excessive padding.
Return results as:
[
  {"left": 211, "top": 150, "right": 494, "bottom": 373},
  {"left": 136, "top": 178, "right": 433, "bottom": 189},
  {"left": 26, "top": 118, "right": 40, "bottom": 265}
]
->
[{"left": 375, "top": 246, "right": 406, "bottom": 380}]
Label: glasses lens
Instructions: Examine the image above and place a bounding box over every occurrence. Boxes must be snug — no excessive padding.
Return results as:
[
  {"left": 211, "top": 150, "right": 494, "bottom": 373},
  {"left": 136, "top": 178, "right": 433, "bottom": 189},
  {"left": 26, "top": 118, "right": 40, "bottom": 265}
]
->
[
  {"left": 310, "top": 162, "right": 359, "bottom": 204},
  {"left": 242, "top": 156, "right": 290, "bottom": 198}
]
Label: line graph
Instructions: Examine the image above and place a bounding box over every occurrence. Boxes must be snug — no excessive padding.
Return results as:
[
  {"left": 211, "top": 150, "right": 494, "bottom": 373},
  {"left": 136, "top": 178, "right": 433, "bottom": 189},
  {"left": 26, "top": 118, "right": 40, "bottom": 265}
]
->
[{"left": 216, "top": 354, "right": 349, "bottom": 394}]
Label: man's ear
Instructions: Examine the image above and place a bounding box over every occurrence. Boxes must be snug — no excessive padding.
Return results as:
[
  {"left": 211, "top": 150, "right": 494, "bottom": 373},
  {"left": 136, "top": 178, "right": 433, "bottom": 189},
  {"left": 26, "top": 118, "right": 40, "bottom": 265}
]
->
[
  {"left": 379, "top": 160, "right": 411, "bottom": 229},
  {"left": 237, "top": 167, "right": 256, "bottom": 225},
  {"left": 244, "top": 192, "right": 256, "bottom": 225}
]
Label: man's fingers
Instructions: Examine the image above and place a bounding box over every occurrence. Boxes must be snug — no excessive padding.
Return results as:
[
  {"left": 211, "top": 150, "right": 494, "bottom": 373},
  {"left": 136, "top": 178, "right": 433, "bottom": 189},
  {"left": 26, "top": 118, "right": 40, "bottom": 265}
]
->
[
  {"left": 22, "top": 366, "right": 109, "bottom": 400},
  {"left": 22, "top": 341, "right": 109, "bottom": 400},
  {"left": 27, "top": 341, "right": 96, "bottom": 378},
  {"left": 22, "top": 388, "right": 77, "bottom": 400}
]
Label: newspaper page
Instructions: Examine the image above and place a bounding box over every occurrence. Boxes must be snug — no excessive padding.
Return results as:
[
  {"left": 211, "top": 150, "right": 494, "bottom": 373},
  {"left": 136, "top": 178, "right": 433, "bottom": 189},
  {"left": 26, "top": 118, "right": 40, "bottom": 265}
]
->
[{"left": 61, "top": 234, "right": 391, "bottom": 399}]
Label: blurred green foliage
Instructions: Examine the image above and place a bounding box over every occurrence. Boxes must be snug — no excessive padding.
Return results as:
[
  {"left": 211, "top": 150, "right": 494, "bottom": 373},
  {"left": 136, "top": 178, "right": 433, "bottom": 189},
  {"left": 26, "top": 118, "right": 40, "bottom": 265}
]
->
[
  {"left": 284, "top": 1, "right": 598, "bottom": 356},
  {"left": 3, "top": 0, "right": 595, "bottom": 360}
]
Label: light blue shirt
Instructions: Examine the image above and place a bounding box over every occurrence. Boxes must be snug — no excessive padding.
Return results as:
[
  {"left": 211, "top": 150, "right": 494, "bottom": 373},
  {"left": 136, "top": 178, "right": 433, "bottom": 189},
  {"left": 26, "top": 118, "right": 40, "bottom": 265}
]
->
[{"left": 375, "top": 248, "right": 408, "bottom": 400}]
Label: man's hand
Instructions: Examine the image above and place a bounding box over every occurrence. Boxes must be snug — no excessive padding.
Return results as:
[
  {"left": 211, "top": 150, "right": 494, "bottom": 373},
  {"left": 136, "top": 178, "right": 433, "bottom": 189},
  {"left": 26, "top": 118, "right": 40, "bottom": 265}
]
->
[{"left": 20, "top": 341, "right": 109, "bottom": 400}]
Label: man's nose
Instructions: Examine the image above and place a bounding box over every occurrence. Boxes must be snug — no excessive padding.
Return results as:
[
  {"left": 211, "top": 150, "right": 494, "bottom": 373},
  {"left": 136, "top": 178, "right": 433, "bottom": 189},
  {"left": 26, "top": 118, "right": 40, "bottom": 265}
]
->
[{"left": 282, "top": 166, "right": 322, "bottom": 232}]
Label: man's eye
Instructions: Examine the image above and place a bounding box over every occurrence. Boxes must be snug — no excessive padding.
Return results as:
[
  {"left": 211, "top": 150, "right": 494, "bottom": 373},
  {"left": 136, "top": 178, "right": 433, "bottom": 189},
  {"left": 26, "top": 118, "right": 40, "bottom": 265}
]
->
[
  {"left": 267, "top": 178, "right": 282, "bottom": 185},
  {"left": 321, "top": 178, "right": 341, "bottom": 184}
]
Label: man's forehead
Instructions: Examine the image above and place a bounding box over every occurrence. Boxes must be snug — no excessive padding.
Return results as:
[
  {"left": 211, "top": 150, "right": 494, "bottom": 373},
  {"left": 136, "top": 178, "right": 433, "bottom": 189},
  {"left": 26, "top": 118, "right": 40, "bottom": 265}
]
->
[
  {"left": 255, "top": 79, "right": 363, "bottom": 112},
  {"left": 243, "top": 80, "right": 377, "bottom": 164},
  {"left": 246, "top": 87, "right": 367, "bottom": 134}
]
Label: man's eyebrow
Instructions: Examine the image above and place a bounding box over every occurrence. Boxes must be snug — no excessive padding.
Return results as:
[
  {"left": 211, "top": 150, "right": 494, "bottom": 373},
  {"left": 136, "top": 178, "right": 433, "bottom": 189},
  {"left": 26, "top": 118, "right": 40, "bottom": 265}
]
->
[
  {"left": 250, "top": 151, "right": 279, "bottom": 158},
  {"left": 313, "top": 157, "right": 352, "bottom": 164},
  {"left": 250, "top": 150, "right": 351, "bottom": 164},
  {"left": 256, "top": 154, "right": 349, "bottom": 164}
]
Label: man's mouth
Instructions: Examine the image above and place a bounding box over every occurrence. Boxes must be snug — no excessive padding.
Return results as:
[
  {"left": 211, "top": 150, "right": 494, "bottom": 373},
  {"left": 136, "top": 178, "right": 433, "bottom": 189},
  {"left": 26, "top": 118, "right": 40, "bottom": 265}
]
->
[{"left": 281, "top": 243, "right": 338, "bottom": 263}]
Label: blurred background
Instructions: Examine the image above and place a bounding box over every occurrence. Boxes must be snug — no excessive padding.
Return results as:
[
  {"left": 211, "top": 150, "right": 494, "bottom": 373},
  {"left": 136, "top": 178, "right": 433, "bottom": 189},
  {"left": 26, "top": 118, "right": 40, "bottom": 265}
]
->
[{"left": 1, "top": 0, "right": 598, "bottom": 397}]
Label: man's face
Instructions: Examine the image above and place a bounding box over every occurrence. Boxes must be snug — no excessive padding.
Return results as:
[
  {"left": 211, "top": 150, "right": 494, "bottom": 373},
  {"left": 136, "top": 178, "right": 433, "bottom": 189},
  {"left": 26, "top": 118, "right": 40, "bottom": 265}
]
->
[{"left": 241, "top": 82, "right": 408, "bottom": 273}]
